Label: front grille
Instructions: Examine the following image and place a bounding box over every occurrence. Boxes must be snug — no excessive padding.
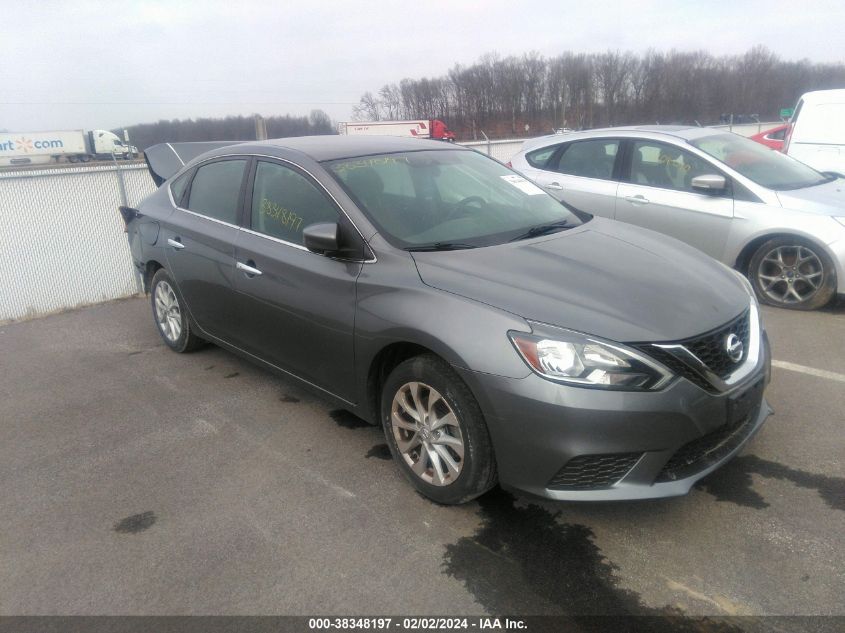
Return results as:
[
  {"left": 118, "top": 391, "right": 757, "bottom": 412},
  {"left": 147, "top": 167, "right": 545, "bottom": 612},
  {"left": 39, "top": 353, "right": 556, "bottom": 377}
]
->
[
  {"left": 642, "top": 346, "right": 713, "bottom": 392},
  {"left": 684, "top": 309, "right": 750, "bottom": 378},
  {"left": 656, "top": 407, "right": 760, "bottom": 482},
  {"left": 634, "top": 309, "right": 750, "bottom": 392},
  {"left": 547, "top": 453, "right": 642, "bottom": 490}
]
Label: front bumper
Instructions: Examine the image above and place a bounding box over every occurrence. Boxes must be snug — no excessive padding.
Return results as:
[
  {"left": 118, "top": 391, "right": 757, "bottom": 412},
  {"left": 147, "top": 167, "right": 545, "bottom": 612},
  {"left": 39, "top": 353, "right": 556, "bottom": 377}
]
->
[{"left": 456, "top": 333, "right": 772, "bottom": 501}]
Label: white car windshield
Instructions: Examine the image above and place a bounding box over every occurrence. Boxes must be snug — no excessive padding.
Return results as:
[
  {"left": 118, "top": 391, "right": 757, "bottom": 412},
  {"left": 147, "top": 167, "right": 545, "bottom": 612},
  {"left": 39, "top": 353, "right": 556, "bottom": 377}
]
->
[
  {"left": 326, "top": 150, "right": 587, "bottom": 249},
  {"left": 690, "top": 134, "right": 833, "bottom": 191}
]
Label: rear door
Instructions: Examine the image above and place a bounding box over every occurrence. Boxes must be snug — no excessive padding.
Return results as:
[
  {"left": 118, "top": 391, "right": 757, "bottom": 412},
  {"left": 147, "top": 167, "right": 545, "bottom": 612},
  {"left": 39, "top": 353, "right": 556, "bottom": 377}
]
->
[
  {"left": 164, "top": 158, "right": 247, "bottom": 340},
  {"left": 615, "top": 139, "right": 734, "bottom": 259},
  {"left": 233, "top": 158, "right": 362, "bottom": 401},
  {"left": 531, "top": 138, "right": 621, "bottom": 217}
]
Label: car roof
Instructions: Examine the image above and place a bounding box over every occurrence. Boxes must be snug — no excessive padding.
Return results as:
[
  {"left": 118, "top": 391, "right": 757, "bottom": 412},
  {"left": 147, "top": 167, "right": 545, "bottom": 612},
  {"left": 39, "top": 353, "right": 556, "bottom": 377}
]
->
[
  {"left": 254, "top": 134, "right": 461, "bottom": 161},
  {"left": 146, "top": 135, "right": 465, "bottom": 185},
  {"left": 798, "top": 89, "right": 845, "bottom": 105},
  {"left": 518, "top": 125, "right": 732, "bottom": 153}
]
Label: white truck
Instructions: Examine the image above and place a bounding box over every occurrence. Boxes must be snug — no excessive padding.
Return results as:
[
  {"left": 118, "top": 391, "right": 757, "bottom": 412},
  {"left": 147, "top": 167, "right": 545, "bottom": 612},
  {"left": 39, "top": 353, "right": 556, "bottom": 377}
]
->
[
  {"left": 337, "top": 119, "right": 456, "bottom": 142},
  {"left": 785, "top": 89, "right": 845, "bottom": 176},
  {"left": 0, "top": 129, "right": 138, "bottom": 167}
]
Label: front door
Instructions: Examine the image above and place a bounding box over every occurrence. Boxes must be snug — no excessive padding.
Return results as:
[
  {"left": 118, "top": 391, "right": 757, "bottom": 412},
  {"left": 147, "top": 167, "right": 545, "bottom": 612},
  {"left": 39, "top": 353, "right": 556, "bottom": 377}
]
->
[
  {"left": 233, "top": 159, "right": 362, "bottom": 401},
  {"left": 615, "top": 140, "right": 734, "bottom": 259}
]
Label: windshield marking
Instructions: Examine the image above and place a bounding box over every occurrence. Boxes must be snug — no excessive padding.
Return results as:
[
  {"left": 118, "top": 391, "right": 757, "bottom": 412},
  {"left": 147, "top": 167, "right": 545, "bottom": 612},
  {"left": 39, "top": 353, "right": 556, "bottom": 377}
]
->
[{"left": 501, "top": 174, "right": 546, "bottom": 195}]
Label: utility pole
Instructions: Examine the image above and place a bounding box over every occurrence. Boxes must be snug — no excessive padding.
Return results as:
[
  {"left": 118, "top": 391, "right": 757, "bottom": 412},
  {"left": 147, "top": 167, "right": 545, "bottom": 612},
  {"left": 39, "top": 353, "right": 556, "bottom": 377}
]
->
[{"left": 254, "top": 115, "right": 268, "bottom": 141}]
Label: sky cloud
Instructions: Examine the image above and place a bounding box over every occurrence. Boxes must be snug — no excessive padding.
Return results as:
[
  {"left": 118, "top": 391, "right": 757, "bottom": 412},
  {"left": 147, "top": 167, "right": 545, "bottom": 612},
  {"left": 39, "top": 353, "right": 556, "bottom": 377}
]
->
[{"left": 1, "top": 0, "right": 843, "bottom": 132}]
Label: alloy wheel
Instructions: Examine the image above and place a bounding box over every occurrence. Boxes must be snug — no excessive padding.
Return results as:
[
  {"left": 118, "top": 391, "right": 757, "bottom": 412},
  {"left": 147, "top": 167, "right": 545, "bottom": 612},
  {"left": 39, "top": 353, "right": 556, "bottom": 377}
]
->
[
  {"left": 756, "top": 245, "right": 824, "bottom": 305},
  {"left": 390, "top": 381, "right": 465, "bottom": 486},
  {"left": 154, "top": 280, "right": 182, "bottom": 342}
]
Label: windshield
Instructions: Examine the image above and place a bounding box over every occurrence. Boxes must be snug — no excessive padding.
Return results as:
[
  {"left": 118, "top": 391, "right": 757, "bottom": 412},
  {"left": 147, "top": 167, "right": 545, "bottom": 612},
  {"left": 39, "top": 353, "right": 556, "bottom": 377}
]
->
[
  {"left": 326, "top": 149, "right": 587, "bottom": 248},
  {"left": 689, "top": 134, "right": 831, "bottom": 191}
]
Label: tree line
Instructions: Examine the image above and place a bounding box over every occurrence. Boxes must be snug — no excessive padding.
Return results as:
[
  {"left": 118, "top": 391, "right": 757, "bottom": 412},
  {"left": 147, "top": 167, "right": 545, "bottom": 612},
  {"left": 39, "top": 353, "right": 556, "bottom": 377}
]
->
[
  {"left": 352, "top": 46, "right": 845, "bottom": 139},
  {"left": 121, "top": 110, "right": 333, "bottom": 151}
]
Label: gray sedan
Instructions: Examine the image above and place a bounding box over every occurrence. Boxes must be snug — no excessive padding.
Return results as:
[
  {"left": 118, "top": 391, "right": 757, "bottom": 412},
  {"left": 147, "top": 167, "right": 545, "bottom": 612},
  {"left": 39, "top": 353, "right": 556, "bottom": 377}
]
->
[
  {"left": 124, "top": 136, "right": 770, "bottom": 504},
  {"left": 511, "top": 126, "right": 845, "bottom": 310}
]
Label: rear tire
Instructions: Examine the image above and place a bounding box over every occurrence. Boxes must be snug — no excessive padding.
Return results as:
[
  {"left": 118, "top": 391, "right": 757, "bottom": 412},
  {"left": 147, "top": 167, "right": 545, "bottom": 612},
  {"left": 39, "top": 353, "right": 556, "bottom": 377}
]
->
[
  {"left": 380, "top": 354, "right": 496, "bottom": 504},
  {"left": 748, "top": 236, "right": 836, "bottom": 310},
  {"left": 150, "top": 268, "right": 204, "bottom": 352}
]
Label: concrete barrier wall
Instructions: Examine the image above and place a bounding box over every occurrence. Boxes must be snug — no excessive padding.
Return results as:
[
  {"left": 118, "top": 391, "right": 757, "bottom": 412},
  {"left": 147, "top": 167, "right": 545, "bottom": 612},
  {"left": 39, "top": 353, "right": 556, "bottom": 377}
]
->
[{"left": 0, "top": 164, "right": 156, "bottom": 322}]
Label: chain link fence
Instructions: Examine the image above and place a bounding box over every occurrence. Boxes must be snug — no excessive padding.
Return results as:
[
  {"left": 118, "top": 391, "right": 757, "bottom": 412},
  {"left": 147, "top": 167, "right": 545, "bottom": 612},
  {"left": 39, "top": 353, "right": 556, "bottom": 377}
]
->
[
  {"left": 0, "top": 164, "right": 156, "bottom": 322},
  {"left": 460, "top": 138, "right": 526, "bottom": 163}
]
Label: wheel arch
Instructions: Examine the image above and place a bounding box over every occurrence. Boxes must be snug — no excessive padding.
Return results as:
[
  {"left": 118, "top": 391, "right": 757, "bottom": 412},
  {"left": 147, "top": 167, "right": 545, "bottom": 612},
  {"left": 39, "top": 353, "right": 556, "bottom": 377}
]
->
[
  {"left": 363, "top": 341, "right": 450, "bottom": 425},
  {"left": 734, "top": 231, "right": 836, "bottom": 284},
  {"left": 143, "top": 259, "right": 165, "bottom": 294}
]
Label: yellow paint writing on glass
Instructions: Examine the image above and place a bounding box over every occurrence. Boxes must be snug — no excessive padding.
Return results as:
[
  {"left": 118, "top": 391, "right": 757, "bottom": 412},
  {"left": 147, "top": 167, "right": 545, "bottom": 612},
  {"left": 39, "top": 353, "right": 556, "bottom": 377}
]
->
[
  {"left": 658, "top": 154, "right": 691, "bottom": 171},
  {"left": 332, "top": 156, "right": 409, "bottom": 174},
  {"left": 261, "top": 198, "right": 303, "bottom": 232}
]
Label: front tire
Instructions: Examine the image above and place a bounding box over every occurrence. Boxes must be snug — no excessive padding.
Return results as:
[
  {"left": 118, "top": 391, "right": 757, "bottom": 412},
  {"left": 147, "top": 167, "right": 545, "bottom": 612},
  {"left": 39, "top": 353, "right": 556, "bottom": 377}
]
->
[
  {"left": 380, "top": 354, "right": 496, "bottom": 504},
  {"left": 749, "top": 237, "right": 836, "bottom": 310},
  {"left": 150, "top": 268, "right": 204, "bottom": 352}
]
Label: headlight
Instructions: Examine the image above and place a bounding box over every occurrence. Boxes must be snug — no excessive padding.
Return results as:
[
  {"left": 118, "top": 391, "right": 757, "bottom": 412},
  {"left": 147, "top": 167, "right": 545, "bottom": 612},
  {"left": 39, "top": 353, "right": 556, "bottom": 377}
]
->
[{"left": 509, "top": 329, "right": 673, "bottom": 390}]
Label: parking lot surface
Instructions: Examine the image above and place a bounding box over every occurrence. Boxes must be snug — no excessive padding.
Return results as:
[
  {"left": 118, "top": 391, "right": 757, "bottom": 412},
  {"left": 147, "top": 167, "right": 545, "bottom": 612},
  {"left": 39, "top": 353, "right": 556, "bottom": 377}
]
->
[{"left": 1, "top": 297, "right": 843, "bottom": 618}]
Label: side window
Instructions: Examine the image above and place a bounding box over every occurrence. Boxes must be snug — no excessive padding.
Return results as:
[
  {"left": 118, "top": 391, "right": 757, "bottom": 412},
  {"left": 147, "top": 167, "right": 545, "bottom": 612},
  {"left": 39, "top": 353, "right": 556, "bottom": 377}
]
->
[
  {"left": 769, "top": 128, "right": 787, "bottom": 141},
  {"left": 251, "top": 160, "right": 339, "bottom": 245},
  {"left": 629, "top": 141, "right": 715, "bottom": 193},
  {"left": 186, "top": 160, "right": 246, "bottom": 224},
  {"left": 169, "top": 170, "right": 192, "bottom": 206},
  {"left": 526, "top": 145, "right": 558, "bottom": 168},
  {"left": 553, "top": 140, "right": 619, "bottom": 179}
]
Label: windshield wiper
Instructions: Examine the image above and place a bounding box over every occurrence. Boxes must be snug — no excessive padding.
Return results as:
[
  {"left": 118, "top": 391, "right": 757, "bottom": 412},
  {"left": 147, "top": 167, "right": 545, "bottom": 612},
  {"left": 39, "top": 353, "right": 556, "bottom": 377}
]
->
[
  {"left": 508, "top": 219, "right": 570, "bottom": 242},
  {"left": 406, "top": 242, "right": 478, "bottom": 252}
]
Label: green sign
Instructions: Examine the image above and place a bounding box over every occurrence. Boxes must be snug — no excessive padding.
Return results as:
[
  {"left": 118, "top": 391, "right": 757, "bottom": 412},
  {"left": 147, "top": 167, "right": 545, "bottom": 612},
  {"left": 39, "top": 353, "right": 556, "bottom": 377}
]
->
[{"left": 780, "top": 108, "right": 794, "bottom": 118}]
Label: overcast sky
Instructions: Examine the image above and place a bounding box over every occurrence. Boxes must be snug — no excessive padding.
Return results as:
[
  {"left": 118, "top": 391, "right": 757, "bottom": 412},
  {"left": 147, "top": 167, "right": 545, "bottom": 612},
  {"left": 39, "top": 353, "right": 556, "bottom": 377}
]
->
[{"left": 2, "top": 0, "right": 843, "bottom": 132}]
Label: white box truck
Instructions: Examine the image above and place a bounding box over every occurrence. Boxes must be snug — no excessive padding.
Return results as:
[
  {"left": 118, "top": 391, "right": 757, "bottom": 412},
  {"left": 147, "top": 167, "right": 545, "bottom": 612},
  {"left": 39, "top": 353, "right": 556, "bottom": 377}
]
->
[
  {"left": 337, "top": 119, "right": 456, "bottom": 142},
  {"left": 0, "top": 129, "right": 137, "bottom": 166}
]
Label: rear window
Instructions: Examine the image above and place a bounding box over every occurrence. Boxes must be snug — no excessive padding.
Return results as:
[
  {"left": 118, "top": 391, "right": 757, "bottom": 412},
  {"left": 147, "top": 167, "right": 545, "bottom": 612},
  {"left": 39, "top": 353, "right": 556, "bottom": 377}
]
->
[
  {"left": 169, "top": 171, "right": 192, "bottom": 206},
  {"left": 525, "top": 145, "right": 558, "bottom": 168}
]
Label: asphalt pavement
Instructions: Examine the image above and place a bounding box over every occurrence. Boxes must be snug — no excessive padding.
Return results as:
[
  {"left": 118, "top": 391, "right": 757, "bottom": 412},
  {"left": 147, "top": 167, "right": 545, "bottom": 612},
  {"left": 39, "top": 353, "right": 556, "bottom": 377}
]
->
[{"left": 0, "top": 297, "right": 842, "bottom": 619}]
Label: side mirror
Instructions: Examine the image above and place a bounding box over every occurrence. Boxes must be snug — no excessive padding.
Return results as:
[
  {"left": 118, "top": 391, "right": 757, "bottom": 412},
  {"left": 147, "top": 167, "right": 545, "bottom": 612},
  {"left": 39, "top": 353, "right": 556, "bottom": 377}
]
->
[
  {"left": 303, "top": 222, "right": 340, "bottom": 254},
  {"left": 691, "top": 174, "right": 727, "bottom": 194}
]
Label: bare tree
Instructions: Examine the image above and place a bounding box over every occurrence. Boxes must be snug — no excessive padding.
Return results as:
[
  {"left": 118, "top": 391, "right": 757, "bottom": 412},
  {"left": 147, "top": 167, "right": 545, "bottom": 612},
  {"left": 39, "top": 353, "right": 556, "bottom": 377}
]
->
[
  {"left": 349, "top": 46, "right": 845, "bottom": 139},
  {"left": 352, "top": 92, "right": 381, "bottom": 121}
]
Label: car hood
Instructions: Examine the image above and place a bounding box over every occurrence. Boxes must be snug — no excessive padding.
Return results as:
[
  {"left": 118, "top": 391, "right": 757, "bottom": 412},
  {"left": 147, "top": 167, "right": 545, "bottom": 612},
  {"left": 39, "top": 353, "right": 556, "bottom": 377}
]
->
[
  {"left": 775, "top": 177, "right": 845, "bottom": 214},
  {"left": 411, "top": 218, "right": 749, "bottom": 343}
]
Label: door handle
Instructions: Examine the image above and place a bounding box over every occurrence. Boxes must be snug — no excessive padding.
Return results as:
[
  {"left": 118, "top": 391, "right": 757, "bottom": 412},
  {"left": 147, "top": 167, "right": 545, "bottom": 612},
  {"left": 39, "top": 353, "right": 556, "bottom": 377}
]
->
[
  {"left": 167, "top": 238, "right": 185, "bottom": 250},
  {"left": 237, "top": 261, "right": 263, "bottom": 277},
  {"left": 545, "top": 182, "right": 564, "bottom": 190},
  {"left": 624, "top": 195, "right": 650, "bottom": 205}
]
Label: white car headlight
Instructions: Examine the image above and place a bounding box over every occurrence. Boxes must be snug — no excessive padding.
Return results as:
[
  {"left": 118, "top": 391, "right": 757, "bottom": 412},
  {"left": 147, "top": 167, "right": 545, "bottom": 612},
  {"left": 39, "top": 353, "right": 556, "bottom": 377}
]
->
[{"left": 509, "top": 329, "right": 673, "bottom": 390}]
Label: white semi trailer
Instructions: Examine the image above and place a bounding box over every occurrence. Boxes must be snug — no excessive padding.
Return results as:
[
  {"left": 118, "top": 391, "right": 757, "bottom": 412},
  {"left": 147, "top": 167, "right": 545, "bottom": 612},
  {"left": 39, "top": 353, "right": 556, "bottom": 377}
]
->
[
  {"left": 0, "top": 129, "right": 137, "bottom": 166},
  {"left": 337, "top": 119, "right": 456, "bottom": 141}
]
